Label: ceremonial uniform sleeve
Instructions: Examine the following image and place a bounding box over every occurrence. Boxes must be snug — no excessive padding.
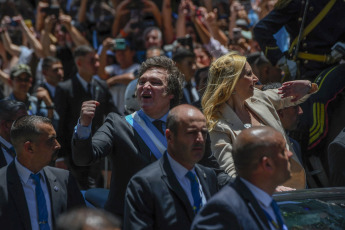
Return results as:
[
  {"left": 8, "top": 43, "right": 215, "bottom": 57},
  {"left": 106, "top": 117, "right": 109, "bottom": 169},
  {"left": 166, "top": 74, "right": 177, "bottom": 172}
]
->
[{"left": 253, "top": 0, "right": 300, "bottom": 65}]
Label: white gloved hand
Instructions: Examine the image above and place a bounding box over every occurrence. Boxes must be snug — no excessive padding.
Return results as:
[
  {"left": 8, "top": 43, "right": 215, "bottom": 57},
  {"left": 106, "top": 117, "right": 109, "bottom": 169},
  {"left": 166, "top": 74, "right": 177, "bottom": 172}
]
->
[
  {"left": 330, "top": 42, "right": 345, "bottom": 63},
  {"left": 276, "top": 56, "right": 297, "bottom": 80}
]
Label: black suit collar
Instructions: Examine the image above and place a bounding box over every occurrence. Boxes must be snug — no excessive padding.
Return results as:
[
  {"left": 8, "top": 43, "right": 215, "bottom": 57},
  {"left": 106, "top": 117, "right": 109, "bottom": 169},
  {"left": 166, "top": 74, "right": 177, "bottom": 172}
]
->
[
  {"left": 232, "top": 177, "right": 270, "bottom": 230},
  {"left": 0, "top": 147, "right": 7, "bottom": 168},
  {"left": 7, "top": 161, "right": 32, "bottom": 230},
  {"left": 159, "top": 153, "right": 195, "bottom": 221}
]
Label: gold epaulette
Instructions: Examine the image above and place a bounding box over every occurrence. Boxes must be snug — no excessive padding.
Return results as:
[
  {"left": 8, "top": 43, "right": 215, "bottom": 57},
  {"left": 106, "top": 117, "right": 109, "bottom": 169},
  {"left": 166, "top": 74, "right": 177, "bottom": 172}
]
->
[{"left": 274, "top": 0, "right": 293, "bottom": 10}]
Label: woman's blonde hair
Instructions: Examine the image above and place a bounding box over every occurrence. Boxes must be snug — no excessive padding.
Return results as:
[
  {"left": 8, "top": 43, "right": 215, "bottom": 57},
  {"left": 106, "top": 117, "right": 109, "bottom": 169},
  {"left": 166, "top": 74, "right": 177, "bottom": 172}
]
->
[{"left": 202, "top": 52, "right": 246, "bottom": 131}]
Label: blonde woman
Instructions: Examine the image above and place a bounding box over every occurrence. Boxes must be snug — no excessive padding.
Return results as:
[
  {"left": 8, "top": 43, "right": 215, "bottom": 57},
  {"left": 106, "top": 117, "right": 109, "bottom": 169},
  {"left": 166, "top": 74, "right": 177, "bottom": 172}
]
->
[{"left": 202, "top": 52, "right": 318, "bottom": 189}]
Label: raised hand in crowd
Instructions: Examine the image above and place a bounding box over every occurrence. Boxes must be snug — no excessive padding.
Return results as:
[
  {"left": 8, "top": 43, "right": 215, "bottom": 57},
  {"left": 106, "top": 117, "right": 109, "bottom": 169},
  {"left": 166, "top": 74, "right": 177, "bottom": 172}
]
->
[
  {"left": 142, "top": 0, "right": 162, "bottom": 28},
  {"left": 112, "top": 0, "right": 131, "bottom": 37}
]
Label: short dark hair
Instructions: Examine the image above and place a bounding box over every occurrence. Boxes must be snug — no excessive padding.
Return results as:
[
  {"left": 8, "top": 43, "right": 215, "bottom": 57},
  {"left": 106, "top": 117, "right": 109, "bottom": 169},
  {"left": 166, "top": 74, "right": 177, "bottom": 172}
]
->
[
  {"left": 73, "top": 45, "right": 95, "bottom": 61},
  {"left": 137, "top": 56, "right": 183, "bottom": 108},
  {"left": 166, "top": 109, "right": 179, "bottom": 135},
  {"left": 0, "top": 99, "right": 27, "bottom": 121},
  {"left": 10, "top": 115, "right": 52, "bottom": 150},
  {"left": 42, "top": 56, "right": 62, "bottom": 71},
  {"left": 172, "top": 46, "right": 195, "bottom": 63},
  {"left": 56, "top": 208, "right": 121, "bottom": 230},
  {"left": 166, "top": 104, "right": 200, "bottom": 135},
  {"left": 233, "top": 127, "right": 278, "bottom": 177}
]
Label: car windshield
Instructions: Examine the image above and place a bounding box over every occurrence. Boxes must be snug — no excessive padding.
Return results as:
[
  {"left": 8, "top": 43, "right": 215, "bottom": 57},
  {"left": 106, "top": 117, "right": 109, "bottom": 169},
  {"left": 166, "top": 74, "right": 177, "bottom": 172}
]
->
[{"left": 278, "top": 198, "right": 345, "bottom": 229}]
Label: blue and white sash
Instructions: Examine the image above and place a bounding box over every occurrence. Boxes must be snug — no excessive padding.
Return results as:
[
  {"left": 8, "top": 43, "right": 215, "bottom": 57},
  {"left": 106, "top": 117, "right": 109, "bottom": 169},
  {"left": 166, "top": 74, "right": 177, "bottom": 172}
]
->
[{"left": 125, "top": 110, "right": 167, "bottom": 160}]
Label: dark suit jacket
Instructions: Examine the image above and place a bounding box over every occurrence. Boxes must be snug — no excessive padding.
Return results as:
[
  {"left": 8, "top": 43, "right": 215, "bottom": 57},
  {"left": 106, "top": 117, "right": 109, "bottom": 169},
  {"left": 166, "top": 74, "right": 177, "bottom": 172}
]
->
[
  {"left": 191, "top": 177, "right": 270, "bottom": 230},
  {"left": 39, "top": 83, "right": 55, "bottom": 103},
  {"left": 55, "top": 75, "right": 117, "bottom": 158},
  {"left": 0, "top": 148, "right": 7, "bottom": 168},
  {"left": 72, "top": 112, "right": 224, "bottom": 217},
  {"left": 0, "top": 162, "right": 85, "bottom": 230},
  {"left": 328, "top": 128, "right": 345, "bottom": 186},
  {"left": 123, "top": 153, "right": 218, "bottom": 230}
]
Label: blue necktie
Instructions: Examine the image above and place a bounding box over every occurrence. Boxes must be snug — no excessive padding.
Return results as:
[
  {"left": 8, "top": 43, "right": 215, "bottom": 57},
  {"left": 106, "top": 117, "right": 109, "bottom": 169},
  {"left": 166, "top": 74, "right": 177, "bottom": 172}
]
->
[
  {"left": 30, "top": 173, "right": 50, "bottom": 230},
  {"left": 186, "top": 171, "right": 202, "bottom": 213},
  {"left": 271, "top": 200, "right": 285, "bottom": 229}
]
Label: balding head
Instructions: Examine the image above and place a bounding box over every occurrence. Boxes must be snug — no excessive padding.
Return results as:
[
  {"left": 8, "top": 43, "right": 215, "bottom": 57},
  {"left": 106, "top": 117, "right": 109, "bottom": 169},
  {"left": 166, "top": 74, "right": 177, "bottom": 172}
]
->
[
  {"left": 233, "top": 126, "right": 291, "bottom": 181},
  {"left": 166, "top": 104, "right": 207, "bottom": 170},
  {"left": 167, "top": 104, "right": 205, "bottom": 135}
]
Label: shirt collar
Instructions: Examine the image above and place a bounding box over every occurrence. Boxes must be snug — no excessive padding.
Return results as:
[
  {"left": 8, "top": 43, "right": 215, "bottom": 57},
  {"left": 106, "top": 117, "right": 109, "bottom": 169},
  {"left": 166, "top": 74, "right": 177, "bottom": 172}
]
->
[
  {"left": 15, "top": 158, "right": 46, "bottom": 185},
  {"left": 167, "top": 152, "right": 196, "bottom": 180},
  {"left": 240, "top": 177, "right": 272, "bottom": 208},
  {"left": 76, "top": 73, "right": 92, "bottom": 91},
  {"left": 143, "top": 111, "right": 169, "bottom": 123}
]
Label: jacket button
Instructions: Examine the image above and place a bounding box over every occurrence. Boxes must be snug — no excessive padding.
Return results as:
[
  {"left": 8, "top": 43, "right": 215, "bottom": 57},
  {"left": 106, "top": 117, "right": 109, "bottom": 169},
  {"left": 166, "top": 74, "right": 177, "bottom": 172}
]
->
[
  {"left": 304, "top": 60, "right": 309, "bottom": 64},
  {"left": 303, "top": 43, "right": 307, "bottom": 48},
  {"left": 309, "top": 6, "right": 314, "bottom": 11}
]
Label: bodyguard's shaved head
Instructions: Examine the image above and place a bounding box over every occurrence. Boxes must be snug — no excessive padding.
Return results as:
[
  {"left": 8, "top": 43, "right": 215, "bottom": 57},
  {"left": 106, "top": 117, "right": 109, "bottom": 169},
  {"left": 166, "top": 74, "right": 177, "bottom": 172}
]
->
[{"left": 233, "top": 126, "right": 284, "bottom": 177}]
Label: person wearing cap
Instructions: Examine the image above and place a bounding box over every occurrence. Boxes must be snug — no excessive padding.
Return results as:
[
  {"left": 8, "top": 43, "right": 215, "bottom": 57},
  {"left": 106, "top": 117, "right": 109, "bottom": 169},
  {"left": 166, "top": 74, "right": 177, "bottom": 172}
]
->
[
  {"left": 98, "top": 37, "right": 140, "bottom": 115},
  {"left": 6, "top": 64, "right": 59, "bottom": 129}
]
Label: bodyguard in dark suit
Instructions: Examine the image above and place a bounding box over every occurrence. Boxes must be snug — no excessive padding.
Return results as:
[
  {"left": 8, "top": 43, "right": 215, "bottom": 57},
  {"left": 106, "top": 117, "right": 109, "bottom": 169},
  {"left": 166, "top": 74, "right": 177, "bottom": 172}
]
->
[
  {"left": 0, "top": 115, "right": 85, "bottom": 230},
  {"left": 0, "top": 99, "right": 27, "bottom": 168},
  {"left": 55, "top": 45, "right": 117, "bottom": 189},
  {"left": 191, "top": 126, "right": 292, "bottom": 230},
  {"left": 72, "top": 56, "right": 226, "bottom": 217},
  {"left": 37, "top": 56, "right": 64, "bottom": 104},
  {"left": 124, "top": 105, "right": 218, "bottom": 230}
]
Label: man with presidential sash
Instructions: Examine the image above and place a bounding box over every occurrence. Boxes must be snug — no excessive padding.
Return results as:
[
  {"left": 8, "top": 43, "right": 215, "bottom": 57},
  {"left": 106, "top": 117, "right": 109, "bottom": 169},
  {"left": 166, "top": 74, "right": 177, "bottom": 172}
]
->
[
  {"left": 253, "top": 0, "right": 345, "bottom": 186},
  {"left": 72, "top": 56, "right": 222, "bottom": 218}
]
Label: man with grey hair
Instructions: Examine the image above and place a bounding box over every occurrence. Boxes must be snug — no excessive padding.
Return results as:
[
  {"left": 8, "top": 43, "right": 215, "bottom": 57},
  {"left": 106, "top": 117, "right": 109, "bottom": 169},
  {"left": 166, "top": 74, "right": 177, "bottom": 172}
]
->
[{"left": 192, "top": 126, "right": 291, "bottom": 230}]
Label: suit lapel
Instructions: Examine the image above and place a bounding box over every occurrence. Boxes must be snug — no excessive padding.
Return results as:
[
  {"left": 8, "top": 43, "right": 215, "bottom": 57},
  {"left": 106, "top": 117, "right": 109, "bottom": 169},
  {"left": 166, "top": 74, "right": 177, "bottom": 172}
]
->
[
  {"left": 232, "top": 178, "right": 270, "bottom": 230},
  {"left": 194, "top": 165, "right": 211, "bottom": 199},
  {"left": 7, "top": 162, "right": 32, "bottom": 230},
  {"left": 220, "top": 104, "right": 244, "bottom": 136},
  {"left": 72, "top": 76, "right": 88, "bottom": 101},
  {"left": 0, "top": 148, "right": 7, "bottom": 168},
  {"left": 43, "top": 167, "right": 61, "bottom": 226},
  {"left": 160, "top": 153, "right": 195, "bottom": 221}
]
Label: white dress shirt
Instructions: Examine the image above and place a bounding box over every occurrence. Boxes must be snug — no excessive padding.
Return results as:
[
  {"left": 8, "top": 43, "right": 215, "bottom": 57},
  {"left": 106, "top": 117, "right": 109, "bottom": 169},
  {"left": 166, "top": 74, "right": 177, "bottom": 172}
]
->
[{"left": 167, "top": 152, "right": 206, "bottom": 208}]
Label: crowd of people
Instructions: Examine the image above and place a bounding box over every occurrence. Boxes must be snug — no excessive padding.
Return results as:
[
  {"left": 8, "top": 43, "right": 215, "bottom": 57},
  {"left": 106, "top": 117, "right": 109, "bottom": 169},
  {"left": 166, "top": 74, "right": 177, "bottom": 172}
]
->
[{"left": 1, "top": 0, "right": 345, "bottom": 229}]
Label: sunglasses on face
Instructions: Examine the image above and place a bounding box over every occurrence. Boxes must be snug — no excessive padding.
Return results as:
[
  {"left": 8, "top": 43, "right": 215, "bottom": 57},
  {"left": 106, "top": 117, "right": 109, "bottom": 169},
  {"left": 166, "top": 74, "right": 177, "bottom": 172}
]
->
[{"left": 14, "top": 77, "right": 32, "bottom": 83}]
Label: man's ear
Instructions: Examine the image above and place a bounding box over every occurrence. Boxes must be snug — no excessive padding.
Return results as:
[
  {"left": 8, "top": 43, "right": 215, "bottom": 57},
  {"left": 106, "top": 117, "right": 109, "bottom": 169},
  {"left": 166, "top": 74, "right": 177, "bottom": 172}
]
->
[
  {"left": 23, "top": 141, "right": 34, "bottom": 154},
  {"left": 261, "top": 156, "right": 274, "bottom": 173},
  {"left": 76, "top": 57, "right": 82, "bottom": 67},
  {"left": 166, "top": 129, "right": 173, "bottom": 142}
]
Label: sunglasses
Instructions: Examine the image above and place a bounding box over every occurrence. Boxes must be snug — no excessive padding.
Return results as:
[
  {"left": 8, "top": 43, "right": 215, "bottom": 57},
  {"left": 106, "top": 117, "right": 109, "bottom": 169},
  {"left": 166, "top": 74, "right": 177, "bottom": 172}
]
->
[{"left": 14, "top": 77, "right": 32, "bottom": 83}]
